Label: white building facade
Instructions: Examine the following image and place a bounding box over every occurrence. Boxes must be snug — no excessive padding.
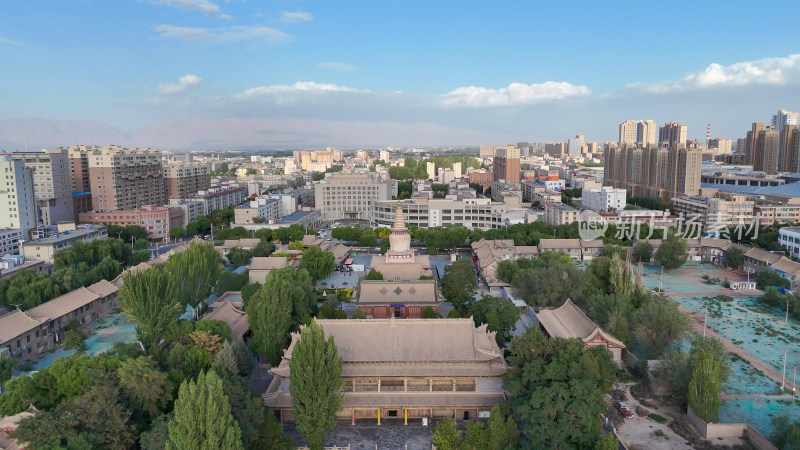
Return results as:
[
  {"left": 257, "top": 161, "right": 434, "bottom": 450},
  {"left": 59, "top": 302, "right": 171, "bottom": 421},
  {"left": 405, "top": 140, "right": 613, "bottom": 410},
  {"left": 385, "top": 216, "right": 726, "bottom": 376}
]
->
[{"left": 582, "top": 187, "right": 627, "bottom": 212}]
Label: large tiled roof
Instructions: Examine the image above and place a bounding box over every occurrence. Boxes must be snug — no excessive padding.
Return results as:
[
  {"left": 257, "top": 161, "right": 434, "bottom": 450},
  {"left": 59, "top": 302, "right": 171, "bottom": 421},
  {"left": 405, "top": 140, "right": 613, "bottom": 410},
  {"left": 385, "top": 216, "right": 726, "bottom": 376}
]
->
[
  {"left": 26, "top": 287, "right": 100, "bottom": 321},
  {"left": 538, "top": 238, "right": 582, "bottom": 249},
  {"left": 744, "top": 247, "right": 783, "bottom": 265},
  {"left": 285, "top": 318, "right": 504, "bottom": 364},
  {"left": 0, "top": 310, "right": 46, "bottom": 343},
  {"left": 247, "top": 256, "right": 289, "bottom": 271},
  {"left": 536, "top": 299, "right": 625, "bottom": 348},
  {"left": 202, "top": 301, "right": 249, "bottom": 341},
  {"left": 358, "top": 280, "right": 437, "bottom": 305}
]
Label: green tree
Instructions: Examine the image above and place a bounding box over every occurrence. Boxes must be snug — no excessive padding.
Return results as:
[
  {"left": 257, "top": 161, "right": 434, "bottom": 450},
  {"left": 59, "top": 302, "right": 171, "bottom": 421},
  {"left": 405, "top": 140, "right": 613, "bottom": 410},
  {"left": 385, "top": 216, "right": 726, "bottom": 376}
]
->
[
  {"left": 63, "top": 328, "right": 88, "bottom": 351},
  {"left": 632, "top": 241, "right": 653, "bottom": 262},
  {"left": 222, "top": 376, "right": 267, "bottom": 448},
  {"left": 227, "top": 247, "right": 252, "bottom": 267},
  {"left": 512, "top": 251, "right": 584, "bottom": 307},
  {"left": 246, "top": 269, "right": 295, "bottom": 364},
  {"left": 118, "top": 356, "right": 173, "bottom": 419},
  {"left": 289, "top": 321, "right": 344, "bottom": 450},
  {"left": 595, "top": 434, "right": 620, "bottom": 450},
  {"left": 166, "top": 370, "right": 243, "bottom": 450},
  {"left": 469, "top": 295, "right": 518, "bottom": 341},
  {"left": 165, "top": 241, "right": 224, "bottom": 308},
  {"left": 432, "top": 417, "right": 462, "bottom": 449},
  {"left": 487, "top": 404, "right": 519, "bottom": 450},
  {"left": 365, "top": 268, "right": 384, "bottom": 280},
  {"left": 214, "top": 340, "right": 240, "bottom": 377},
  {"left": 299, "top": 246, "right": 335, "bottom": 282},
  {"left": 351, "top": 308, "right": 368, "bottom": 319},
  {"left": 654, "top": 232, "right": 688, "bottom": 270},
  {"left": 421, "top": 306, "right": 440, "bottom": 318},
  {"left": 217, "top": 270, "right": 248, "bottom": 292},
  {"left": 133, "top": 248, "right": 152, "bottom": 264},
  {"left": 241, "top": 282, "right": 261, "bottom": 305},
  {"left": 634, "top": 295, "right": 692, "bottom": 358},
  {"left": 196, "top": 318, "right": 233, "bottom": 342},
  {"left": 688, "top": 347, "right": 722, "bottom": 422},
  {"left": 506, "top": 330, "right": 616, "bottom": 449},
  {"left": 119, "top": 266, "right": 183, "bottom": 349},
  {"left": 757, "top": 267, "right": 790, "bottom": 289},
  {"left": 231, "top": 339, "right": 254, "bottom": 376},
  {"left": 0, "top": 354, "right": 17, "bottom": 388},
  {"left": 770, "top": 415, "right": 800, "bottom": 450},
  {"left": 288, "top": 240, "right": 305, "bottom": 250},
  {"left": 252, "top": 240, "right": 276, "bottom": 257},
  {"left": 170, "top": 226, "right": 186, "bottom": 240},
  {"left": 141, "top": 413, "right": 172, "bottom": 450},
  {"left": 661, "top": 336, "right": 731, "bottom": 402},
  {"left": 441, "top": 258, "right": 478, "bottom": 314},
  {"left": 723, "top": 246, "right": 744, "bottom": 269}
]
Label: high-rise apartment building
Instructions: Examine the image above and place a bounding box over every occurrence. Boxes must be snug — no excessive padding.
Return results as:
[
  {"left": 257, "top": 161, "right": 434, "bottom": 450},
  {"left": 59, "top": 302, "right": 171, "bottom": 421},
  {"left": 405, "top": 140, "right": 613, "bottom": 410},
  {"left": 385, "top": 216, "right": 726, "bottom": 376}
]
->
[
  {"left": 545, "top": 142, "right": 566, "bottom": 158},
  {"left": 82, "top": 146, "right": 165, "bottom": 211},
  {"left": 452, "top": 162, "right": 462, "bottom": 179},
  {"left": 479, "top": 145, "right": 496, "bottom": 158},
  {"left": 426, "top": 162, "right": 436, "bottom": 180},
  {"left": 619, "top": 120, "right": 657, "bottom": 146},
  {"left": 6, "top": 149, "right": 74, "bottom": 226},
  {"left": 314, "top": 172, "right": 392, "bottom": 222},
  {"left": 707, "top": 138, "right": 732, "bottom": 154},
  {"left": 68, "top": 145, "right": 93, "bottom": 192},
  {"left": 567, "top": 137, "right": 582, "bottom": 156},
  {"left": 744, "top": 123, "right": 765, "bottom": 166},
  {"left": 164, "top": 162, "right": 211, "bottom": 199},
  {"left": 771, "top": 109, "right": 800, "bottom": 133},
  {"left": 604, "top": 143, "right": 702, "bottom": 201},
  {"left": 492, "top": 146, "right": 520, "bottom": 183},
  {"left": 659, "top": 122, "right": 688, "bottom": 147},
  {"left": 0, "top": 156, "right": 37, "bottom": 236}
]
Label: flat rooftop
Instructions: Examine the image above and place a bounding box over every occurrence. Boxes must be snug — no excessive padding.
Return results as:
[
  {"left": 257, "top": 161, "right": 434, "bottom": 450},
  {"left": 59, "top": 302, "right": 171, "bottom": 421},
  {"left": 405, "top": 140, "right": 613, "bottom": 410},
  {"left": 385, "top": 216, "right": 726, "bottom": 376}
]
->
[{"left": 23, "top": 225, "right": 106, "bottom": 246}]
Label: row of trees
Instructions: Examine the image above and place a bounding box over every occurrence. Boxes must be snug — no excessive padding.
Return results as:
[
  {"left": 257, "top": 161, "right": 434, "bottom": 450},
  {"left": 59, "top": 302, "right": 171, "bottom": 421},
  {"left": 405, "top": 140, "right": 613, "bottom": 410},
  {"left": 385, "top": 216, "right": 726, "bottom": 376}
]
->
[
  {"left": 0, "top": 237, "right": 139, "bottom": 310},
  {"left": 119, "top": 241, "right": 224, "bottom": 349}
]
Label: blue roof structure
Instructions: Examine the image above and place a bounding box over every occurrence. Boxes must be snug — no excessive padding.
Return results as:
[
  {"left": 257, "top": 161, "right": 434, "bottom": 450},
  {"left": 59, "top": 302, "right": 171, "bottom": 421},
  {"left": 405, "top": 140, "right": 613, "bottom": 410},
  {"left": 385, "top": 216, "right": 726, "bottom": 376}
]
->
[
  {"left": 701, "top": 181, "right": 800, "bottom": 198},
  {"left": 276, "top": 210, "right": 315, "bottom": 224}
]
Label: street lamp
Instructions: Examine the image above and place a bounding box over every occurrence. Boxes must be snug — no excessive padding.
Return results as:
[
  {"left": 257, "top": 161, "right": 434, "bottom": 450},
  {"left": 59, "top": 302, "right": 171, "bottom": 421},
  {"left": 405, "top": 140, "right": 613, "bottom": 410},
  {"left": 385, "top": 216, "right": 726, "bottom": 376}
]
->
[{"left": 130, "top": 236, "right": 136, "bottom": 252}]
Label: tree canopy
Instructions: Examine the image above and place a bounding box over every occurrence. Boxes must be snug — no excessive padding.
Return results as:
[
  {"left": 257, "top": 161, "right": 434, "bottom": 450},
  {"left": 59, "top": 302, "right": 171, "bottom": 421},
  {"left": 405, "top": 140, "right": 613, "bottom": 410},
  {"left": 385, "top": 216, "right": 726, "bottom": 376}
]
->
[
  {"left": 299, "top": 246, "right": 335, "bottom": 282},
  {"left": 440, "top": 258, "right": 478, "bottom": 314}
]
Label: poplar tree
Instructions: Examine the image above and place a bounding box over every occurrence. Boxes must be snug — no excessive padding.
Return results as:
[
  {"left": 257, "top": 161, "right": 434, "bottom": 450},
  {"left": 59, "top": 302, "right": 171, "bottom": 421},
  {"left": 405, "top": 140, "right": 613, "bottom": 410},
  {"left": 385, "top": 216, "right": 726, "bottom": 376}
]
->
[
  {"left": 165, "top": 370, "right": 243, "bottom": 450},
  {"left": 165, "top": 241, "right": 224, "bottom": 307},
  {"left": 119, "top": 266, "right": 182, "bottom": 349},
  {"left": 289, "top": 321, "right": 343, "bottom": 450},
  {"left": 688, "top": 348, "right": 722, "bottom": 422}
]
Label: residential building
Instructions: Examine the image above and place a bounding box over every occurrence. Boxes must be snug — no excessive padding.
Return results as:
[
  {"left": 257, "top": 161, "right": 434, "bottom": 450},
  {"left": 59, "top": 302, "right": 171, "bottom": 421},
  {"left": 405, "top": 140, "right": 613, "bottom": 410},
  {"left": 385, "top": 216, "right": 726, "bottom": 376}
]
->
[
  {"left": 756, "top": 128, "right": 780, "bottom": 174},
  {"left": 493, "top": 146, "right": 520, "bottom": 183},
  {"left": 426, "top": 162, "right": 436, "bottom": 180},
  {"left": 187, "top": 184, "right": 248, "bottom": 215},
  {"left": 707, "top": 195, "right": 754, "bottom": 232},
  {"left": 72, "top": 191, "right": 92, "bottom": 222},
  {"left": 544, "top": 202, "right": 580, "bottom": 226},
  {"left": 0, "top": 279, "right": 118, "bottom": 362},
  {"left": 371, "top": 198, "right": 518, "bottom": 230},
  {"left": 743, "top": 123, "right": 765, "bottom": 166},
  {"left": 80, "top": 146, "right": 165, "bottom": 211},
  {"left": 467, "top": 170, "right": 493, "bottom": 190},
  {"left": 0, "top": 156, "right": 37, "bottom": 237},
  {"left": 437, "top": 168, "right": 455, "bottom": 184},
  {"left": 314, "top": 173, "right": 392, "bottom": 222},
  {"left": 263, "top": 318, "right": 508, "bottom": 424},
  {"left": 779, "top": 227, "right": 800, "bottom": 258},
  {"left": 168, "top": 198, "right": 205, "bottom": 224},
  {"left": 582, "top": 187, "right": 627, "bottom": 212},
  {"left": 619, "top": 120, "right": 656, "bottom": 146},
  {"left": 535, "top": 176, "right": 565, "bottom": 192},
  {"left": 754, "top": 204, "right": 800, "bottom": 226},
  {"left": 707, "top": 138, "right": 732, "bottom": 154},
  {"left": 0, "top": 229, "right": 24, "bottom": 256},
  {"left": 6, "top": 149, "right": 75, "bottom": 226},
  {"left": 567, "top": 137, "right": 582, "bottom": 156},
  {"left": 164, "top": 162, "right": 211, "bottom": 199},
  {"left": 67, "top": 145, "right": 91, "bottom": 192},
  {"left": 234, "top": 197, "right": 281, "bottom": 225},
  {"left": 489, "top": 181, "right": 523, "bottom": 207},
  {"left": 604, "top": 143, "right": 702, "bottom": 201},
  {"left": 79, "top": 205, "right": 182, "bottom": 242},
  {"left": 452, "top": 162, "right": 462, "bottom": 179},
  {"left": 771, "top": 108, "right": 800, "bottom": 133},
  {"left": 545, "top": 142, "right": 566, "bottom": 158},
  {"left": 659, "top": 122, "right": 688, "bottom": 147},
  {"left": 479, "top": 145, "right": 496, "bottom": 157}
]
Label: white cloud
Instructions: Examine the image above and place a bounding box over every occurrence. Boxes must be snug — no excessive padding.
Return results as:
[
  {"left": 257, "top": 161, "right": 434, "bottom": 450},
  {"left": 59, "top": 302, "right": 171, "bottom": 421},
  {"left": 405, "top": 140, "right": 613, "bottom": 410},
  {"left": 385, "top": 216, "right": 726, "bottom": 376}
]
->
[
  {"left": 235, "top": 81, "right": 363, "bottom": 99},
  {"left": 0, "top": 38, "right": 21, "bottom": 45},
  {"left": 317, "top": 62, "right": 356, "bottom": 71},
  {"left": 153, "top": 25, "right": 291, "bottom": 44},
  {"left": 632, "top": 54, "right": 800, "bottom": 93},
  {"left": 281, "top": 11, "right": 313, "bottom": 23},
  {"left": 148, "top": 0, "right": 231, "bottom": 19},
  {"left": 439, "top": 81, "right": 590, "bottom": 107},
  {"left": 156, "top": 74, "right": 203, "bottom": 95}
]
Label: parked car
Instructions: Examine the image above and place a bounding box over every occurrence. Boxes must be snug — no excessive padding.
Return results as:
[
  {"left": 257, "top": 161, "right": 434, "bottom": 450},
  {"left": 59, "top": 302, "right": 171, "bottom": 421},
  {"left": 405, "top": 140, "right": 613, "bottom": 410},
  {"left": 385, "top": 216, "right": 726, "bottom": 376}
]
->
[{"left": 617, "top": 402, "right": 635, "bottom": 419}]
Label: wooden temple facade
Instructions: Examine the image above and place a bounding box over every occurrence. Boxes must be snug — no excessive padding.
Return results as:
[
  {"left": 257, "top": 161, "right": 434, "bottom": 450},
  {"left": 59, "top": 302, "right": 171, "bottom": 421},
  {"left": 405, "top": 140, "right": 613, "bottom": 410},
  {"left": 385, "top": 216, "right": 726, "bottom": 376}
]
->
[{"left": 263, "top": 318, "right": 508, "bottom": 424}]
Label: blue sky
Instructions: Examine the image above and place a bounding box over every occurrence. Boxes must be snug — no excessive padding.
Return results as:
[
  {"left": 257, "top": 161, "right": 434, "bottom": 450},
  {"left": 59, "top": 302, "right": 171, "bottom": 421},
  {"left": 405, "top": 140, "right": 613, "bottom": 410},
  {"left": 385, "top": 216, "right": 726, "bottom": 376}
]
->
[{"left": 1, "top": 0, "right": 800, "bottom": 149}]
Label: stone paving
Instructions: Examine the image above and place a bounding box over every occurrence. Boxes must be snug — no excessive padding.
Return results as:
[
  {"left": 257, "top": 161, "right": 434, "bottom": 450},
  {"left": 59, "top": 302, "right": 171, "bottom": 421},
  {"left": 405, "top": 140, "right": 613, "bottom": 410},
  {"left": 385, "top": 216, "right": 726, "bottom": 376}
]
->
[{"left": 285, "top": 420, "right": 434, "bottom": 450}]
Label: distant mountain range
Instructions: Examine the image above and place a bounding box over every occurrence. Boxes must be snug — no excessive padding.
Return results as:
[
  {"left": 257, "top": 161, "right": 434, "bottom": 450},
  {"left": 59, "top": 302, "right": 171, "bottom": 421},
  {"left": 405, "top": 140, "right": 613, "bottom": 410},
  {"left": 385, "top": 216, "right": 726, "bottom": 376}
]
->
[{"left": 0, "top": 117, "right": 508, "bottom": 150}]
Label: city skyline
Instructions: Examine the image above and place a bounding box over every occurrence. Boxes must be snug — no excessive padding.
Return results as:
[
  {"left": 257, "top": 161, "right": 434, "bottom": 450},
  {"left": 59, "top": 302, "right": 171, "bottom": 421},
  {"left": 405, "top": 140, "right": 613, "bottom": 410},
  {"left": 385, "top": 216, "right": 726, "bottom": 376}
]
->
[{"left": 2, "top": 1, "right": 800, "bottom": 149}]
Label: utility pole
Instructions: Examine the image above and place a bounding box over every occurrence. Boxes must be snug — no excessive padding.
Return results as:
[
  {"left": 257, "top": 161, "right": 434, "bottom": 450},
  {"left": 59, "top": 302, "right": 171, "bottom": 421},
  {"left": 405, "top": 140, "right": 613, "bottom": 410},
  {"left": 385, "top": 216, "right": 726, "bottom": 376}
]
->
[
  {"left": 703, "top": 306, "right": 708, "bottom": 337},
  {"left": 793, "top": 366, "right": 797, "bottom": 403},
  {"left": 781, "top": 349, "right": 789, "bottom": 391},
  {"left": 786, "top": 298, "right": 790, "bottom": 323},
  {"left": 131, "top": 236, "right": 135, "bottom": 252},
  {"left": 659, "top": 266, "right": 663, "bottom": 291}
]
